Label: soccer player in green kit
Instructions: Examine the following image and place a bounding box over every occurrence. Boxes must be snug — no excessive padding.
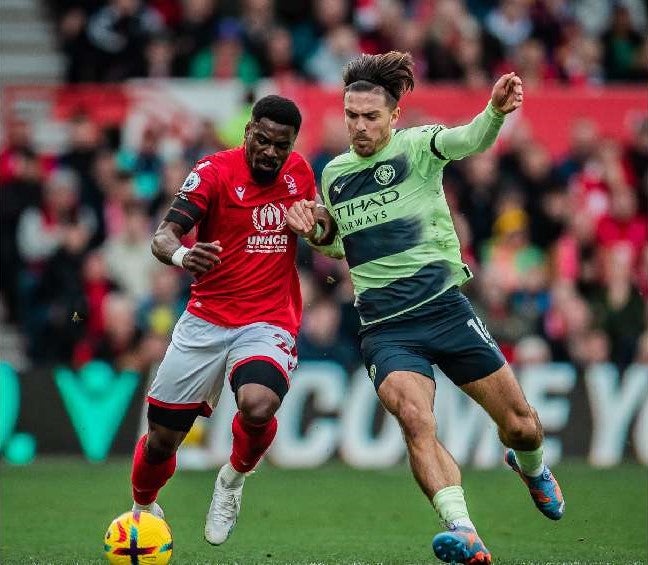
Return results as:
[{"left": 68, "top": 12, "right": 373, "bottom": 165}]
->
[{"left": 287, "top": 51, "right": 564, "bottom": 564}]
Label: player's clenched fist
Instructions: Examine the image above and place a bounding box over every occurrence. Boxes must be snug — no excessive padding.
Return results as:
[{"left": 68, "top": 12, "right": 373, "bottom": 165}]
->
[
  {"left": 287, "top": 200, "right": 338, "bottom": 245},
  {"left": 491, "top": 72, "right": 523, "bottom": 114},
  {"left": 181, "top": 241, "right": 222, "bottom": 276},
  {"left": 287, "top": 199, "right": 317, "bottom": 237}
]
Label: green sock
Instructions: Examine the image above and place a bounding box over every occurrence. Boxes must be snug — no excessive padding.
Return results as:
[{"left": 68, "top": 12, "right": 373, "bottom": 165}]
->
[
  {"left": 432, "top": 485, "right": 474, "bottom": 530},
  {"left": 514, "top": 446, "right": 544, "bottom": 477}
]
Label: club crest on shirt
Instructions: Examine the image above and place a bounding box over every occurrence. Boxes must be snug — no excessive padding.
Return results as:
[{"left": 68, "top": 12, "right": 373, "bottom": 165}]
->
[
  {"left": 181, "top": 171, "right": 201, "bottom": 192},
  {"left": 283, "top": 173, "right": 298, "bottom": 195},
  {"left": 374, "top": 164, "right": 396, "bottom": 186}
]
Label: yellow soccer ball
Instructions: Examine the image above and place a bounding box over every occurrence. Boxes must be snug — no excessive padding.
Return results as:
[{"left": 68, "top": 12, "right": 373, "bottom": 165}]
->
[{"left": 104, "top": 510, "right": 173, "bottom": 564}]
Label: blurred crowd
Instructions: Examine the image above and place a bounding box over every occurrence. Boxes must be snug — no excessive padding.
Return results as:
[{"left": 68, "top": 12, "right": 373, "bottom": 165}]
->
[
  {"left": 0, "top": 0, "right": 646, "bottom": 376},
  {"left": 1, "top": 97, "right": 646, "bottom": 376},
  {"left": 46, "top": 0, "right": 648, "bottom": 85}
]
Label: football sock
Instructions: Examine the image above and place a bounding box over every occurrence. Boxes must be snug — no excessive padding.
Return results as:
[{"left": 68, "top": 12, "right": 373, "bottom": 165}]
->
[
  {"left": 131, "top": 434, "right": 176, "bottom": 505},
  {"left": 514, "top": 446, "right": 544, "bottom": 477},
  {"left": 432, "top": 485, "right": 476, "bottom": 531},
  {"left": 230, "top": 411, "right": 278, "bottom": 474},
  {"left": 219, "top": 462, "right": 246, "bottom": 489}
]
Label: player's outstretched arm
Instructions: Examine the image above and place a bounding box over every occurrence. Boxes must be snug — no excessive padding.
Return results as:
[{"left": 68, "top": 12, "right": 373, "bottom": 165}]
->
[
  {"left": 433, "top": 73, "right": 523, "bottom": 161},
  {"left": 152, "top": 220, "right": 222, "bottom": 276}
]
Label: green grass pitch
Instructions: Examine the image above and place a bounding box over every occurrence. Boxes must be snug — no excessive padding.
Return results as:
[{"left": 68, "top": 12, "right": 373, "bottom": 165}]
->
[{"left": 1, "top": 459, "right": 646, "bottom": 564}]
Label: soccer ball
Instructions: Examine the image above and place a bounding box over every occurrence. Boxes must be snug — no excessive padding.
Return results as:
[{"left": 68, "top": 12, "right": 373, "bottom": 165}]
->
[{"left": 104, "top": 510, "right": 173, "bottom": 564}]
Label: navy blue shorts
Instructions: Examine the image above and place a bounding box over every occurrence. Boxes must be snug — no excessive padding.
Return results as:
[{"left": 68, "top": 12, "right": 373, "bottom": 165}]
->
[{"left": 360, "top": 287, "right": 506, "bottom": 390}]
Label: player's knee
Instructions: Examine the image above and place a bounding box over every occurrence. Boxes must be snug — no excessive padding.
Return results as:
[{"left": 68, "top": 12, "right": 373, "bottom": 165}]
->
[
  {"left": 501, "top": 411, "right": 542, "bottom": 449},
  {"left": 395, "top": 401, "right": 435, "bottom": 440},
  {"left": 237, "top": 388, "right": 280, "bottom": 425},
  {"left": 146, "top": 431, "right": 180, "bottom": 463}
]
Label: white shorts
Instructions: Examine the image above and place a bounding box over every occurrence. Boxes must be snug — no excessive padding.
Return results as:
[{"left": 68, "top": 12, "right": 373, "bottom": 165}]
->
[{"left": 148, "top": 311, "right": 297, "bottom": 416}]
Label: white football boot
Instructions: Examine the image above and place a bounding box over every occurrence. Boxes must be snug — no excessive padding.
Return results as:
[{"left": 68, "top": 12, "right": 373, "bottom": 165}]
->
[
  {"left": 132, "top": 501, "right": 165, "bottom": 520},
  {"left": 204, "top": 464, "right": 244, "bottom": 545}
]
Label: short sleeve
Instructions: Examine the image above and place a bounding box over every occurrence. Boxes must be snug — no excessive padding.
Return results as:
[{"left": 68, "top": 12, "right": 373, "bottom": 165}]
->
[{"left": 176, "top": 157, "right": 218, "bottom": 213}]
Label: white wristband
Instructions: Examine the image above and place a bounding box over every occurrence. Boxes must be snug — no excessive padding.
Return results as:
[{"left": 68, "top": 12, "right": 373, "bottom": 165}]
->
[{"left": 171, "top": 246, "right": 189, "bottom": 267}]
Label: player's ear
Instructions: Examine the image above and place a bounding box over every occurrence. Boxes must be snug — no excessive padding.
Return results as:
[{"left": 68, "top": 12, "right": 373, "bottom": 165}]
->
[
  {"left": 244, "top": 121, "right": 252, "bottom": 140},
  {"left": 390, "top": 106, "right": 401, "bottom": 127}
]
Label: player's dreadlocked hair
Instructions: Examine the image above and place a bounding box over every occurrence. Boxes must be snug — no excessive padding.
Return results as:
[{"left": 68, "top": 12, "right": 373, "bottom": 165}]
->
[
  {"left": 251, "top": 95, "right": 302, "bottom": 133},
  {"left": 342, "top": 51, "right": 415, "bottom": 108}
]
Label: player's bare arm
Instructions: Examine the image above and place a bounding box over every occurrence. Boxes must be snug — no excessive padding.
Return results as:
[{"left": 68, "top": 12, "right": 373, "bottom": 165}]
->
[
  {"left": 287, "top": 199, "right": 338, "bottom": 245},
  {"left": 490, "top": 72, "right": 523, "bottom": 114},
  {"left": 151, "top": 220, "right": 222, "bottom": 276}
]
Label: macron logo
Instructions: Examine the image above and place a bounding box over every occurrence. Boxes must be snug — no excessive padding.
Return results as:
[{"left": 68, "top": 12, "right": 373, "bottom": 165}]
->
[{"left": 235, "top": 186, "right": 246, "bottom": 200}]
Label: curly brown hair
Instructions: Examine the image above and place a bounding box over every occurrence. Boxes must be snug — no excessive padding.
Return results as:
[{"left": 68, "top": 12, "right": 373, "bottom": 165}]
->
[{"left": 342, "top": 51, "right": 415, "bottom": 107}]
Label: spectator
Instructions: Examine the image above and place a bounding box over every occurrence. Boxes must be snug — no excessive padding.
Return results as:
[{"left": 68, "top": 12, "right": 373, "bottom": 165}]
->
[
  {"left": 31, "top": 203, "right": 96, "bottom": 363},
  {"left": 291, "top": 0, "right": 350, "bottom": 70},
  {"left": 173, "top": 0, "right": 220, "bottom": 75},
  {"left": 311, "top": 115, "right": 355, "bottom": 186},
  {"left": 103, "top": 201, "right": 159, "bottom": 301},
  {"left": 569, "top": 328, "right": 612, "bottom": 368},
  {"left": 458, "top": 151, "right": 501, "bottom": 251},
  {"left": 625, "top": 117, "right": 648, "bottom": 198},
  {"left": 138, "top": 33, "right": 176, "bottom": 77},
  {"left": 472, "top": 269, "right": 537, "bottom": 360},
  {"left": 602, "top": 3, "right": 646, "bottom": 81},
  {"left": 481, "top": 206, "right": 546, "bottom": 295},
  {"left": 59, "top": 115, "right": 104, "bottom": 220},
  {"left": 297, "top": 296, "right": 359, "bottom": 373},
  {"left": 511, "top": 38, "right": 558, "bottom": 88},
  {"left": 634, "top": 331, "right": 648, "bottom": 364},
  {"left": 91, "top": 292, "right": 144, "bottom": 370},
  {"left": 595, "top": 188, "right": 648, "bottom": 269},
  {"left": 555, "top": 118, "right": 600, "bottom": 185},
  {"left": 551, "top": 205, "right": 599, "bottom": 291},
  {"left": 0, "top": 120, "right": 35, "bottom": 185},
  {"left": 589, "top": 246, "right": 646, "bottom": 368},
  {"left": 103, "top": 170, "right": 136, "bottom": 238},
  {"left": 137, "top": 266, "right": 185, "bottom": 336},
  {"left": 544, "top": 283, "right": 595, "bottom": 361},
  {"left": 117, "top": 126, "right": 165, "bottom": 201},
  {"left": 149, "top": 158, "right": 191, "bottom": 223},
  {"left": 189, "top": 18, "right": 261, "bottom": 83},
  {"left": 0, "top": 149, "right": 43, "bottom": 322},
  {"left": 514, "top": 334, "right": 552, "bottom": 367},
  {"left": 262, "top": 26, "right": 299, "bottom": 79},
  {"left": 16, "top": 168, "right": 97, "bottom": 267},
  {"left": 87, "top": 0, "right": 165, "bottom": 81},
  {"left": 485, "top": 0, "right": 533, "bottom": 52},
  {"left": 305, "top": 25, "right": 360, "bottom": 85}
]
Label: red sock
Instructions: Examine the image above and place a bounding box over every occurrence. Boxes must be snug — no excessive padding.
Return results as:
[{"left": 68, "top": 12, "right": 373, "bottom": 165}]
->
[
  {"left": 131, "top": 434, "right": 176, "bottom": 505},
  {"left": 230, "top": 411, "right": 278, "bottom": 473}
]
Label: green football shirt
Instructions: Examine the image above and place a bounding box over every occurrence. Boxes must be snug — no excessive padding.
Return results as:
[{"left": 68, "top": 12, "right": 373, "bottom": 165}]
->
[{"left": 319, "top": 101, "right": 506, "bottom": 326}]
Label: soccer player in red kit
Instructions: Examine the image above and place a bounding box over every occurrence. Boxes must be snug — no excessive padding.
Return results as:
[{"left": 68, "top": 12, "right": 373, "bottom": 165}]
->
[{"left": 130, "top": 95, "right": 324, "bottom": 545}]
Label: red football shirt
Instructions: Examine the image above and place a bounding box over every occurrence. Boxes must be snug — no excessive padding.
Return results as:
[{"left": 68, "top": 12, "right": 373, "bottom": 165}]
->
[{"left": 178, "top": 147, "right": 315, "bottom": 335}]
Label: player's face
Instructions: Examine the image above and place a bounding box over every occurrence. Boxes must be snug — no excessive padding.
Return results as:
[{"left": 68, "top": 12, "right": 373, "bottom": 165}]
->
[
  {"left": 344, "top": 90, "right": 400, "bottom": 157},
  {"left": 245, "top": 118, "right": 296, "bottom": 184}
]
